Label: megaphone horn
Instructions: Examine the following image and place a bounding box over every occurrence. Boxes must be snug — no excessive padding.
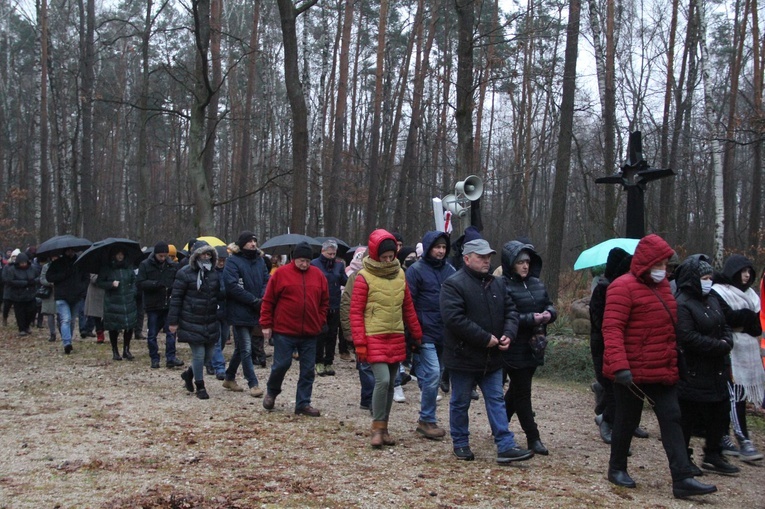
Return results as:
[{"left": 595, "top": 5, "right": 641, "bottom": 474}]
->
[
  {"left": 442, "top": 194, "right": 468, "bottom": 218},
  {"left": 455, "top": 175, "right": 484, "bottom": 201}
]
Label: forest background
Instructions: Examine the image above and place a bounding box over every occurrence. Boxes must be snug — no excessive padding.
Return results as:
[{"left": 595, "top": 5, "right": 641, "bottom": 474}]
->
[{"left": 1, "top": 0, "right": 763, "bottom": 300}]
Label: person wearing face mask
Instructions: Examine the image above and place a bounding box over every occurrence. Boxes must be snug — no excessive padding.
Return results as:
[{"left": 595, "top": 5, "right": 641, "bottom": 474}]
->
[
  {"left": 675, "top": 257, "right": 738, "bottom": 475},
  {"left": 603, "top": 233, "right": 717, "bottom": 499},
  {"left": 350, "top": 229, "right": 422, "bottom": 447},
  {"left": 405, "top": 232, "right": 455, "bottom": 440},
  {"left": 711, "top": 255, "right": 765, "bottom": 463},
  {"left": 169, "top": 244, "right": 223, "bottom": 400}
]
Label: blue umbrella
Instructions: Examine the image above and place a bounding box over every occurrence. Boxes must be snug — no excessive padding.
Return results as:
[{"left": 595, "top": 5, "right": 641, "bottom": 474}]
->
[{"left": 574, "top": 238, "right": 640, "bottom": 271}]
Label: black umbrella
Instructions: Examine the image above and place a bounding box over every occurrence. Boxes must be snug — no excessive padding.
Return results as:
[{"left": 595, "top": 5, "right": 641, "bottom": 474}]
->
[
  {"left": 260, "top": 234, "right": 322, "bottom": 256},
  {"left": 75, "top": 238, "right": 142, "bottom": 274},
  {"left": 36, "top": 235, "right": 92, "bottom": 258},
  {"left": 314, "top": 236, "right": 351, "bottom": 257}
]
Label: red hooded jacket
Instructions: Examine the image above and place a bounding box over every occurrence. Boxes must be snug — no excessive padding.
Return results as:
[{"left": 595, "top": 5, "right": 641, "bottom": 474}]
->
[{"left": 602, "top": 234, "right": 679, "bottom": 384}]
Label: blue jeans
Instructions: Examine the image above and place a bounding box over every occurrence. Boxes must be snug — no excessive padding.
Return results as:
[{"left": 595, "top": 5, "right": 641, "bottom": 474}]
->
[
  {"left": 146, "top": 309, "right": 177, "bottom": 363},
  {"left": 449, "top": 368, "right": 518, "bottom": 452},
  {"left": 357, "top": 361, "right": 375, "bottom": 408},
  {"left": 208, "top": 320, "right": 229, "bottom": 375},
  {"left": 415, "top": 343, "right": 441, "bottom": 423},
  {"left": 56, "top": 299, "right": 83, "bottom": 346},
  {"left": 190, "top": 343, "right": 215, "bottom": 382},
  {"left": 267, "top": 333, "right": 317, "bottom": 411},
  {"left": 226, "top": 326, "right": 259, "bottom": 388}
]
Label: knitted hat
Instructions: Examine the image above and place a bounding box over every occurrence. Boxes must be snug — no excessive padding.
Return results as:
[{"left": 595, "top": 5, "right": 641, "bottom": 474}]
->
[
  {"left": 154, "top": 242, "right": 169, "bottom": 254},
  {"left": 698, "top": 260, "right": 713, "bottom": 277},
  {"left": 168, "top": 245, "right": 177, "bottom": 258},
  {"left": 237, "top": 231, "right": 258, "bottom": 249},
  {"left": 463, "top": 226, "right": 482, "bottom": 243},
  {"left": 292, "top": 242, "right": 313, "bottom": 260},
  {"left": 392, "top": 231, "right": 404, "bottom": 244},
  {"left": 378, "top": 238, "right": 397, "bottom": 257}
]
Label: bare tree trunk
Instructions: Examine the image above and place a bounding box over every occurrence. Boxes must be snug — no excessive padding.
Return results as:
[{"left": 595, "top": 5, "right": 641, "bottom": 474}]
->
[
  {"left": 238, "top": 0, "right": 261, "bottom": 232},
  {"left": 748, "top": 0, "right": 763, "bottom": 254},
  {"left": 276, "top": 0, "right": 317, "bottom": 234},
  {"left": 455, "top": 0, "right": 475, "bottom": 182},
  {"left": 137, "top": 0, "right": 154, "bottom": 241},
  {"left": 188, "top": 0, "right": 215, "bottom": 234},
  {"left": 695, "top": 0, "right": 725, "bottom": 265},
  {"left": 39, "top": 0, "right": 53, "bottom": 239},
  {"left": 77, "top": 0, "right": 95, "bottom": 236},
  {"left": 363, "top": 0, "right": 388, "bottom": 235},
  {"left": 326, "top": 0, "right": 353, "bottom": 236},
  {"left": 545, "top": 0, "right": 579, "bottom": 301},
  {"left": 202, "top": 0, "right": 222, "bottom": 208},
  {"left": 658, "top": 0, "right": 679, "bottom": 239}
]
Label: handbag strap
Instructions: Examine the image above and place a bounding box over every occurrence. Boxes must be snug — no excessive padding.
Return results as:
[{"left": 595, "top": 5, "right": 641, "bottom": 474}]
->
[{"left": 648, "top": 286, "right": 676, "bottom": 328}]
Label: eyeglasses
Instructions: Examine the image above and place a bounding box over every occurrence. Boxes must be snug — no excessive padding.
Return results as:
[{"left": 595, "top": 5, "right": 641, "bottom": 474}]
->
[{"left": 627, "top": 383, "right": 656, "bottom": 408}]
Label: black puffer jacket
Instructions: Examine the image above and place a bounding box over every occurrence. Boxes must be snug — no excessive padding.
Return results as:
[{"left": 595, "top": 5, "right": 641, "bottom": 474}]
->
[
  {"left": 440, "top": 266, "right": 519, "bottom": 374},
  {"left": 46, "top": 253, "right": 90, "bottom": 305},
  {"left": 136, "top": 255, "right": 178, "bottom": 311},
  {"left": 168, "top": 245, "right": 222, "bottom": 345},
  {"left": 2, "top": 254, "right": 39, "bottom": 302},
  {"left": 589, "top": 249, "right": 632, "bottom": 359},
  {"left": 500, "top": 241, "right": 556, "bottom": 368},
  {"left": 675, "top": 257, "right": 733, "bottom": 402}
]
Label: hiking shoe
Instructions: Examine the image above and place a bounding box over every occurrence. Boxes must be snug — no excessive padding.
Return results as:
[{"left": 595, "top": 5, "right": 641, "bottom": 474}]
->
[
  {"left": 393, "top": 386, "right": 406, "bottom": 403},
  {"left": 339, "top": 352, "right": 353, "bottom": 362},
  {"left": 263, "top": 393, "right": 275, "bottom": 410},
  {"left": 64, "top": 344, "right": 73, "bottom": 354},
  {"left": 721, "top": 436, "right": 739, "bottom": 457},
  {"left": 633, "top": 426, "right": 649, "bottom": 439},
  {"left": 222, "top": 380, "right": 244, "bottom": 392},
  {"left": 470, "top": 389, "right": 480, "bottom": 401},
  {"left": 738, "top": 439, "right": 764, "bottom": 462},
  {"left": 416, "top": 421, "right": 446, "bottom": 440},
  {"left": 497, "top": 447, "right": 534, "bottom": 463},
  {"left": 316, "top": 363, "right": 326, "bottom": 376},
  {"left": 18, "top": 331, "right": 29, "bottom": 337},
  {"left": 295, "top": 406, "right": 320, "bottom": 417},
  {"left": 215, "top": 372, "right": 226, "bottom": 381},
  {"left": 440, "top": 379, "right": 450, "bottom": 394},
  {"left": 48, "top": 335, "right": 56, "bottom": 343},
  {"left": 151, "top": 360, "right": 160, "bottom": 369},
  {"left": 453, "top": 446, "right": 475, "bottom": 461},
  {"left": 400, "top": 372, "right": 412, "bottom": 386},
  {"left": 166, "top": 358, "right": 184, "bottom": 368},
  {"left": 702, "top": 454, "right": 740, "bottom": 475},
  {"left": 323, "top": 364, "right": 335, "bottom": 376},
  {"left": 249, "top": 386, "right": 264, "bottom": 398}
]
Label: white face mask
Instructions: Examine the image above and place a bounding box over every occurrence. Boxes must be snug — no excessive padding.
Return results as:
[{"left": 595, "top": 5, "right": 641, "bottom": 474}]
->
[
  {"left": 200, "top": 261, "right": 212, "bottom": 271},
  {"left": 700, "top": 279, "right": 713, "bottom": 295},
  {"left": 650, "top": 269, "right": 666, "bottom": 283}
]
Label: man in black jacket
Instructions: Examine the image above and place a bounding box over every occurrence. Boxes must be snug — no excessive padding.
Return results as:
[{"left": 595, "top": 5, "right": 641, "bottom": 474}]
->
[
  {"left": 136, "top": 242, "right": 183, "bottom": 369},
  {"left": 46, "top": 248, "right": 90, "bottom": 354},
  {"left": 440, "top": 238, "right": 533, "bottom": 464}
]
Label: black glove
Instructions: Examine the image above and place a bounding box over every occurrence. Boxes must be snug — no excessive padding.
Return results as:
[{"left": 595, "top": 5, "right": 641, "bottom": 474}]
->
[
  {"left": 252, "top": 298, "right": 262, "bottom": 312},
  {"left": 614, "top": 369, "right": 633, "bottom": 386}
]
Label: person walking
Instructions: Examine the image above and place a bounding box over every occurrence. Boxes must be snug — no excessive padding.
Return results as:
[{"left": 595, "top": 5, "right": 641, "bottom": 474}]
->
[
  {"left": 2, "top": 249, "right": 20, "bottom": 326},
  {"left": 405, "top": 231, "right": 454, "bottom": 440},
  {"left": 2, "top": 252, "right": 39, "bottom": 335},
  {"left": 97, "top": 248, "right": 138, "bottom": 361},
  {"left": 499, "top": 240, "right": 557, "bottom": 456},
  {"left": 46, "top": 248, "right": 90, "bottom": 354},
  {"left": 602, "top": 233, "right": 716, "bottom": 499},
  {"left": 170, "top": 244, "right": 223, "bottom": 400},
  {"left": 83, "top": 274, "right": 106, "bottom": 344},
  {"left": 260, "top": 242, "right": 328, "bottom": 416},
  {"left": 222, "top": 232, "right": 269, "bottom": 398},
  {"left": 711, "top": 254, "right": 765, "bottom": 462},
  {"left": 674, "top": 256, "right": 739, "bottom": 475},
  {"left": 38, "top": 256, "right": 58, "bottom": 342},
  {"left": 312, "top": 239, "right": 348, "bottom": 377},
  {"left": 351, "top": 230, "right": 423, "bottom": 447},
  {"left": 136, "top": 242, "right": 183, "bottom": 369},
  {"left": 439, "top": 237, "right": 533, "bottom": 463}
]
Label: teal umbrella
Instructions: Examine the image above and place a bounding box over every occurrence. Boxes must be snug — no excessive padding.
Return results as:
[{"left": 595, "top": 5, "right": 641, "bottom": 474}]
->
[{"left": 574, "top": 238, "right": 640, "bottom": 271}]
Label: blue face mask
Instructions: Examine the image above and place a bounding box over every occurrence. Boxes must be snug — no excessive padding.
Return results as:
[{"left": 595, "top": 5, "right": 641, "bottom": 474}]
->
[{"left": 700, "top": 279, "right": 713, "bottom": 295}]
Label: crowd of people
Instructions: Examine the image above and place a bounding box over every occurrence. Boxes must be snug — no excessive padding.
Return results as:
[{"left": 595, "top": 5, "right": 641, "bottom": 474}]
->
[{"left": 2, "top": 229, "right": 764, "bottom": 500}]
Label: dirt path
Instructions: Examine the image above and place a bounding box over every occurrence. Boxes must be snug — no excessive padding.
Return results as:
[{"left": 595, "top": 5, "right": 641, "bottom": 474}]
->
[{"left": 0, "top": 327, "right": 761, "bottom": 508}]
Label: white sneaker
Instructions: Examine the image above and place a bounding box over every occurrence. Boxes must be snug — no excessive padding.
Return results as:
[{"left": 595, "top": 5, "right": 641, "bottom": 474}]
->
[{"left": 393, "top": 386, "right": 406, "bottom": 403}]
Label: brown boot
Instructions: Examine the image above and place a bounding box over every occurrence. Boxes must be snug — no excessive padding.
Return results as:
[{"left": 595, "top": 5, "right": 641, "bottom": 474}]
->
[
  {"left": 382, "top": 421, "right": 396, "bottom": 446},
  {"left": 371, "top": 421, "right": 386, "bottom": 448}
]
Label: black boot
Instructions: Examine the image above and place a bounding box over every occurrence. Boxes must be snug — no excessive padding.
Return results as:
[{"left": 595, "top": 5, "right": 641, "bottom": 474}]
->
[
  {"left": 122, "top": 337, "right": 134, "bottom": 360},
  {"left": 195, "top": 380, "right": 209, "bottom": 400},
  {"left": 687, "top": 448, "right": 703, "bottom": 477},
  {"left": 181, "top": 368, "right": 194, "bottom": 392},
  {"left": 110, "top": 336, "right": 122, "bottom": 361}
]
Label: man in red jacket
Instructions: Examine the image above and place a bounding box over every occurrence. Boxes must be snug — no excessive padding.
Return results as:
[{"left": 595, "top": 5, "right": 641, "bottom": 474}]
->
[
  {"left": 260, "top": 242, "right": 329, "bottom": 416},
  {"left": 603, "top": 233, "right": 716, "bottom": 499}
]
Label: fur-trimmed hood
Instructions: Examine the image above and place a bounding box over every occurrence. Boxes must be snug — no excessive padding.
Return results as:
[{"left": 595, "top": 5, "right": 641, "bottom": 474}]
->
[{"left": 189, "top": 244, "right": 218, "bottom": 270}]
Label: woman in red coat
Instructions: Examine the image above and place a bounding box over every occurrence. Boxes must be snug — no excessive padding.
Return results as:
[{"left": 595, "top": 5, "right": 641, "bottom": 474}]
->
[
  {"left": 350, "top": 229, "right": 422, "bottom": 447},
  {"left": 602, "top": 234, "right": 716, "bottom": 499}
]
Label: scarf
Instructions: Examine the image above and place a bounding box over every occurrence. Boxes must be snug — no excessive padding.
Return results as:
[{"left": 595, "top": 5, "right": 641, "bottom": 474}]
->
[{"left": 712, "top": 283, "right": 765, "bottom": 404}]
